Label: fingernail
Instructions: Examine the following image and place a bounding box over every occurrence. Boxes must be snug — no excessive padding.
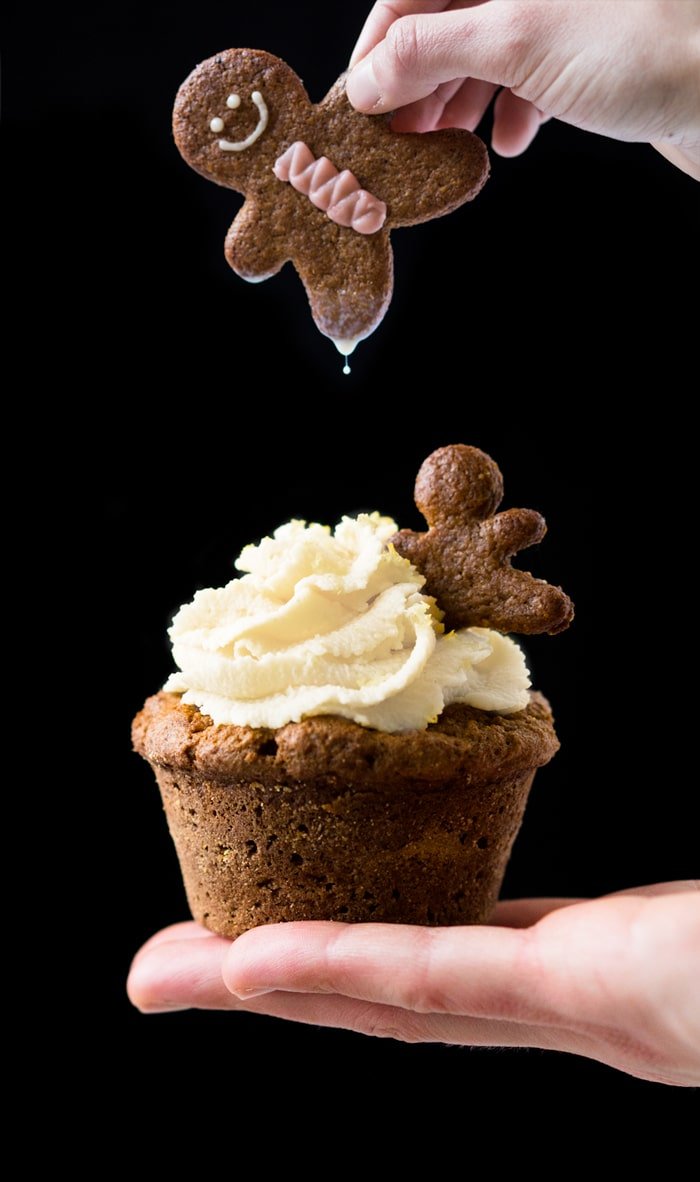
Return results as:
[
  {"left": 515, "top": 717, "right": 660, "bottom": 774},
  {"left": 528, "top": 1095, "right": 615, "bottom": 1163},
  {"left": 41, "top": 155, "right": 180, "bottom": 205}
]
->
[
  {"left": 229, "top": 985, "right": 276, "bottom": 1000},
  {"left": 347, "top": 57, "right": 381, "bottom": 111},
  {"left": 137, "top": 1003, "right": 192, "bottom": 1014}
]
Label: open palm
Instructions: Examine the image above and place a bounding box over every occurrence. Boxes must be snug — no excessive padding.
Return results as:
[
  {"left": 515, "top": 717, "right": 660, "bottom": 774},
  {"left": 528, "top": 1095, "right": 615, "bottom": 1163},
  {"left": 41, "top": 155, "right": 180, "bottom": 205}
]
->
[{"left": 129, "top": 881, "right": 700, "bottom": 1086}]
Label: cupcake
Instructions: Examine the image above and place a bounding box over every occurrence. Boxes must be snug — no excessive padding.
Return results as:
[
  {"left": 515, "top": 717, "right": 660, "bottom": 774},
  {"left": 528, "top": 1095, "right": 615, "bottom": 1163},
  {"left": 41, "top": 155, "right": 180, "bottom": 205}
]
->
[{"left": 133, "top": 445, "right": 572, "bottom": 937}]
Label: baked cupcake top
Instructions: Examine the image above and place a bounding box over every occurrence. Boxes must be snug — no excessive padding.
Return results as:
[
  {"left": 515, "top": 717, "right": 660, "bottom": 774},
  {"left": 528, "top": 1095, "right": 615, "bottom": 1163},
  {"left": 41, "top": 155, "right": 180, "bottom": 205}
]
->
[{"left": 133, "top": 691, "right": 559, "bottom": 788}]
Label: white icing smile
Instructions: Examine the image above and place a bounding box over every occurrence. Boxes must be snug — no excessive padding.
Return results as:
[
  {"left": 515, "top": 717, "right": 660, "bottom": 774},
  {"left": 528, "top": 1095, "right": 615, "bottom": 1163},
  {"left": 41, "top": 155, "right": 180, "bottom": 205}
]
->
[{"left": 211, "top": 91, "right": 269, "bottom": 152}]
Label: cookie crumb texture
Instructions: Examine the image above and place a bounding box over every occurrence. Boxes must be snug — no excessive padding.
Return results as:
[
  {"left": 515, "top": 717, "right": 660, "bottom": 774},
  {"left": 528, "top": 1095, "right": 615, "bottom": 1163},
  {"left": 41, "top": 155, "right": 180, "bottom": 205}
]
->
[
  {"left": 392, "top": 444, "right": 575, "bottom": 634},
  {"left": 134, "top": 694, "right": 558, "bottom": 938}
]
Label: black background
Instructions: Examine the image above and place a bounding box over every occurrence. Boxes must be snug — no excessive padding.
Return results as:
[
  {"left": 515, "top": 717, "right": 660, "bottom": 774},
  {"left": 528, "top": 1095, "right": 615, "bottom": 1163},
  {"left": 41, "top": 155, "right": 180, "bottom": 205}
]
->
[{"left": 8, "top": 0, "right": 698, "bottom": 1116}]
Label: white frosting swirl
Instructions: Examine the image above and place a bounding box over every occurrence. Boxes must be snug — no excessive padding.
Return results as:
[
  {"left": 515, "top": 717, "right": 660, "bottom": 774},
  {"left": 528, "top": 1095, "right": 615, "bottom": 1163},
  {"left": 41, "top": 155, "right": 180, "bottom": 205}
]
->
[{"left": 164, "top": 514, "right": 530, "bottom": 732}]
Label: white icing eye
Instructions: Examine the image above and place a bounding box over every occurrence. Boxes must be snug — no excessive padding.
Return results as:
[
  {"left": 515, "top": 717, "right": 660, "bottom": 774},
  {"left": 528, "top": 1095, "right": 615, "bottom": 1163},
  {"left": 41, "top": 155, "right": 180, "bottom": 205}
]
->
[
  {"left": 210, "top": 116, "right": 224, "bottom": 133},
  {"left": 216, "top": 91, "right": 269, "bottom": 153}
]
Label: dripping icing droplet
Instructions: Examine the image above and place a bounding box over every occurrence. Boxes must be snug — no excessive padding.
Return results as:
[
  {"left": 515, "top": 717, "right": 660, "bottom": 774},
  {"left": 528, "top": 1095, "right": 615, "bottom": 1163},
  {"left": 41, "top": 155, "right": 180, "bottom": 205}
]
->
[{"left": 333, "top": 337, "right": 359, "bottom": 373}]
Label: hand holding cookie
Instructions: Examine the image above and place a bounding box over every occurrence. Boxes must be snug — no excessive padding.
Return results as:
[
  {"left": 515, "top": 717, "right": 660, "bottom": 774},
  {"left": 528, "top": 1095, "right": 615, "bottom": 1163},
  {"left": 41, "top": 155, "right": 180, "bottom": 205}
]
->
[
  {"left": 347, "top": 0, "right": 700, "bottom": 180},
  {"left": 173, "top": 49, "right": 489, "bottom": 359}
]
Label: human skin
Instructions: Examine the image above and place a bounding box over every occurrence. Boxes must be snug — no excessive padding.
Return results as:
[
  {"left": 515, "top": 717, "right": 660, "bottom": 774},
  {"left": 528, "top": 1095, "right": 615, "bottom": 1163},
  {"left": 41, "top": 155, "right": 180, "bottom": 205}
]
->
[
  {"left": 129, "top": 881, "right": 700, "bottom": 1087},
  {"left": 345, "top": 0, "right": 700, "bottom": 180}
]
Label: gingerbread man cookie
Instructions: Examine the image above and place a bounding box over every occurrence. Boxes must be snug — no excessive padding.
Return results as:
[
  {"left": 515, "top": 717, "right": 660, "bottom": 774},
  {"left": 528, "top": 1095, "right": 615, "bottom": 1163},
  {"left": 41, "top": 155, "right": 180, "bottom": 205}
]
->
[
  {"left": 392, "top": 445, "right": 574, "bottom": 635},
  {"left": 173, "top": 50, "right": 489, "bottom": 358}
]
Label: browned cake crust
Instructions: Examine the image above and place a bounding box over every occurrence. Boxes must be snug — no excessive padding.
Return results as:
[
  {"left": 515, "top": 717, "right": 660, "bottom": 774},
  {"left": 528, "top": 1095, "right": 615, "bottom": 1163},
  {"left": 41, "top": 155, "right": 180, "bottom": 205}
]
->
[
  {"left": 172, "top": 50, "right": 489, "bottom": 344},
  {"left": 133, "top": 693, "right": 558, "bottom": 938}
]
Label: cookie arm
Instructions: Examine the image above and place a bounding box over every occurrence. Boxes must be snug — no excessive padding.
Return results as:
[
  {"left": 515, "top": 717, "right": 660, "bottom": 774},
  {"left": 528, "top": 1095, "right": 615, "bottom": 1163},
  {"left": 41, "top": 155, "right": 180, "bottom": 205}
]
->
[
  {"left": 391, "top": 529, "right": 428, "bottom": 573},
  {"left": 392, "top": 526, "right": 573, "bottom": 635},
  {"left": 480, "top": 567, "right": 575, "bottom": 636},
  {"left": 224, "top": 201, "right": 288, "bottom": 282},
  {"left": 382, "top": 128, "right": 490, "bottom": 228},
  {"left": 481, "top": 511, "right": 574, "bottom": 632},
  {"left": 483, "top": 509, "right": 546, "bottom": 558}
]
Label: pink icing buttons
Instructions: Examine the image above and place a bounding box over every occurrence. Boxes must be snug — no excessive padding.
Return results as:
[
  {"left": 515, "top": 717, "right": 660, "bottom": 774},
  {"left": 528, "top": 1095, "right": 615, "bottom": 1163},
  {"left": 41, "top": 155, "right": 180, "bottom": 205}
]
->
[{"left": 273, "top": 142, "right": 387, "bottom": 236}]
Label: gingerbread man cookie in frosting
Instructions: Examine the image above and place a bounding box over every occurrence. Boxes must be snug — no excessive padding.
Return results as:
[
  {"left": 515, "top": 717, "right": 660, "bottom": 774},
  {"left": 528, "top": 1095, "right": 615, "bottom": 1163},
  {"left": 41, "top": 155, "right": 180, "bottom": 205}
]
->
[
  {"left": 173, "top": 49, "right": 489, "bottom": 358},
  {"left": 392, "top": 446, "right": 575, "bottom": 635}
]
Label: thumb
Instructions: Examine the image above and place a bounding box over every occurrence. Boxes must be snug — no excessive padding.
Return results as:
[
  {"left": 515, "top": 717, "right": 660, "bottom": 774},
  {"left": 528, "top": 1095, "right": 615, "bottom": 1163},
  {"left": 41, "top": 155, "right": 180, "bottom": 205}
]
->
[{"left": 347, "top": 2, "right": 531, "bottom": 113}]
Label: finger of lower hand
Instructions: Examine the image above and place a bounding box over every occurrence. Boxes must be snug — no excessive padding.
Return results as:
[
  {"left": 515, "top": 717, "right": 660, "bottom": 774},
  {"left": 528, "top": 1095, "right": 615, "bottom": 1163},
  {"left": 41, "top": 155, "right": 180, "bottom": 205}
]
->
[
  {"left": 611, "top": 880, "right": 700, "bottom": 898},
  {"left": 491, "top": 897, "right": 584, "bottom": 927},
  {"left": 128, "top": 932, "right": 235, "bottom": 1012},
  {"left": 222, "top": 920, "right": 550, "bottom": 1022},
  {"left": 131, "top": 921, "right": 222, "bottom": 964},
  {"left": 128, "top": 926, "right": 543, "bottom": 1040},
  {"left": 492, "top": 882, "right": 699, "bottom": 929},
  {"left": 241, "top": 994, "right": 556, "bottom": 1049},
  {"left": 129, "top": 934, "right": 555, "bottom": 1047}
]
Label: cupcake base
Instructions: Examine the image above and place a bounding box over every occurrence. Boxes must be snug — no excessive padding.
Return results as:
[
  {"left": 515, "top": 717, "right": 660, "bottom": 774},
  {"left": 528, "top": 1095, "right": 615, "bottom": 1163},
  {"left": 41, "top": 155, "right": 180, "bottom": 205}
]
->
[{"left": 134, "top": 693, "right": 558, "bottom": 938}]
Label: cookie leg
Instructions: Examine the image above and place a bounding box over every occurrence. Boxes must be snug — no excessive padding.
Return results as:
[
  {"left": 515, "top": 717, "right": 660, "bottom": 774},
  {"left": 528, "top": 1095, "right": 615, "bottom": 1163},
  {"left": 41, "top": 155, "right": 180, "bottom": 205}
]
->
[
  {"left": 225, "top": 201, "right": 290, "bottom": 282},
  {"left": 296, "top": 228, "right": 393, "bottom": 349}
]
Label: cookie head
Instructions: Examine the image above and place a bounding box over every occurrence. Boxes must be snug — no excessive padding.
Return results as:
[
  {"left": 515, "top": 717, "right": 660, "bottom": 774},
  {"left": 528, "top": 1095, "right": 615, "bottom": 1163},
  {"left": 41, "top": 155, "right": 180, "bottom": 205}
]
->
[
  {"left": 173, "top": 49, "right": 311, "bottom": 191},
  {"left": 415, "top": 444, "right": 504, "bottom": 527}
]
